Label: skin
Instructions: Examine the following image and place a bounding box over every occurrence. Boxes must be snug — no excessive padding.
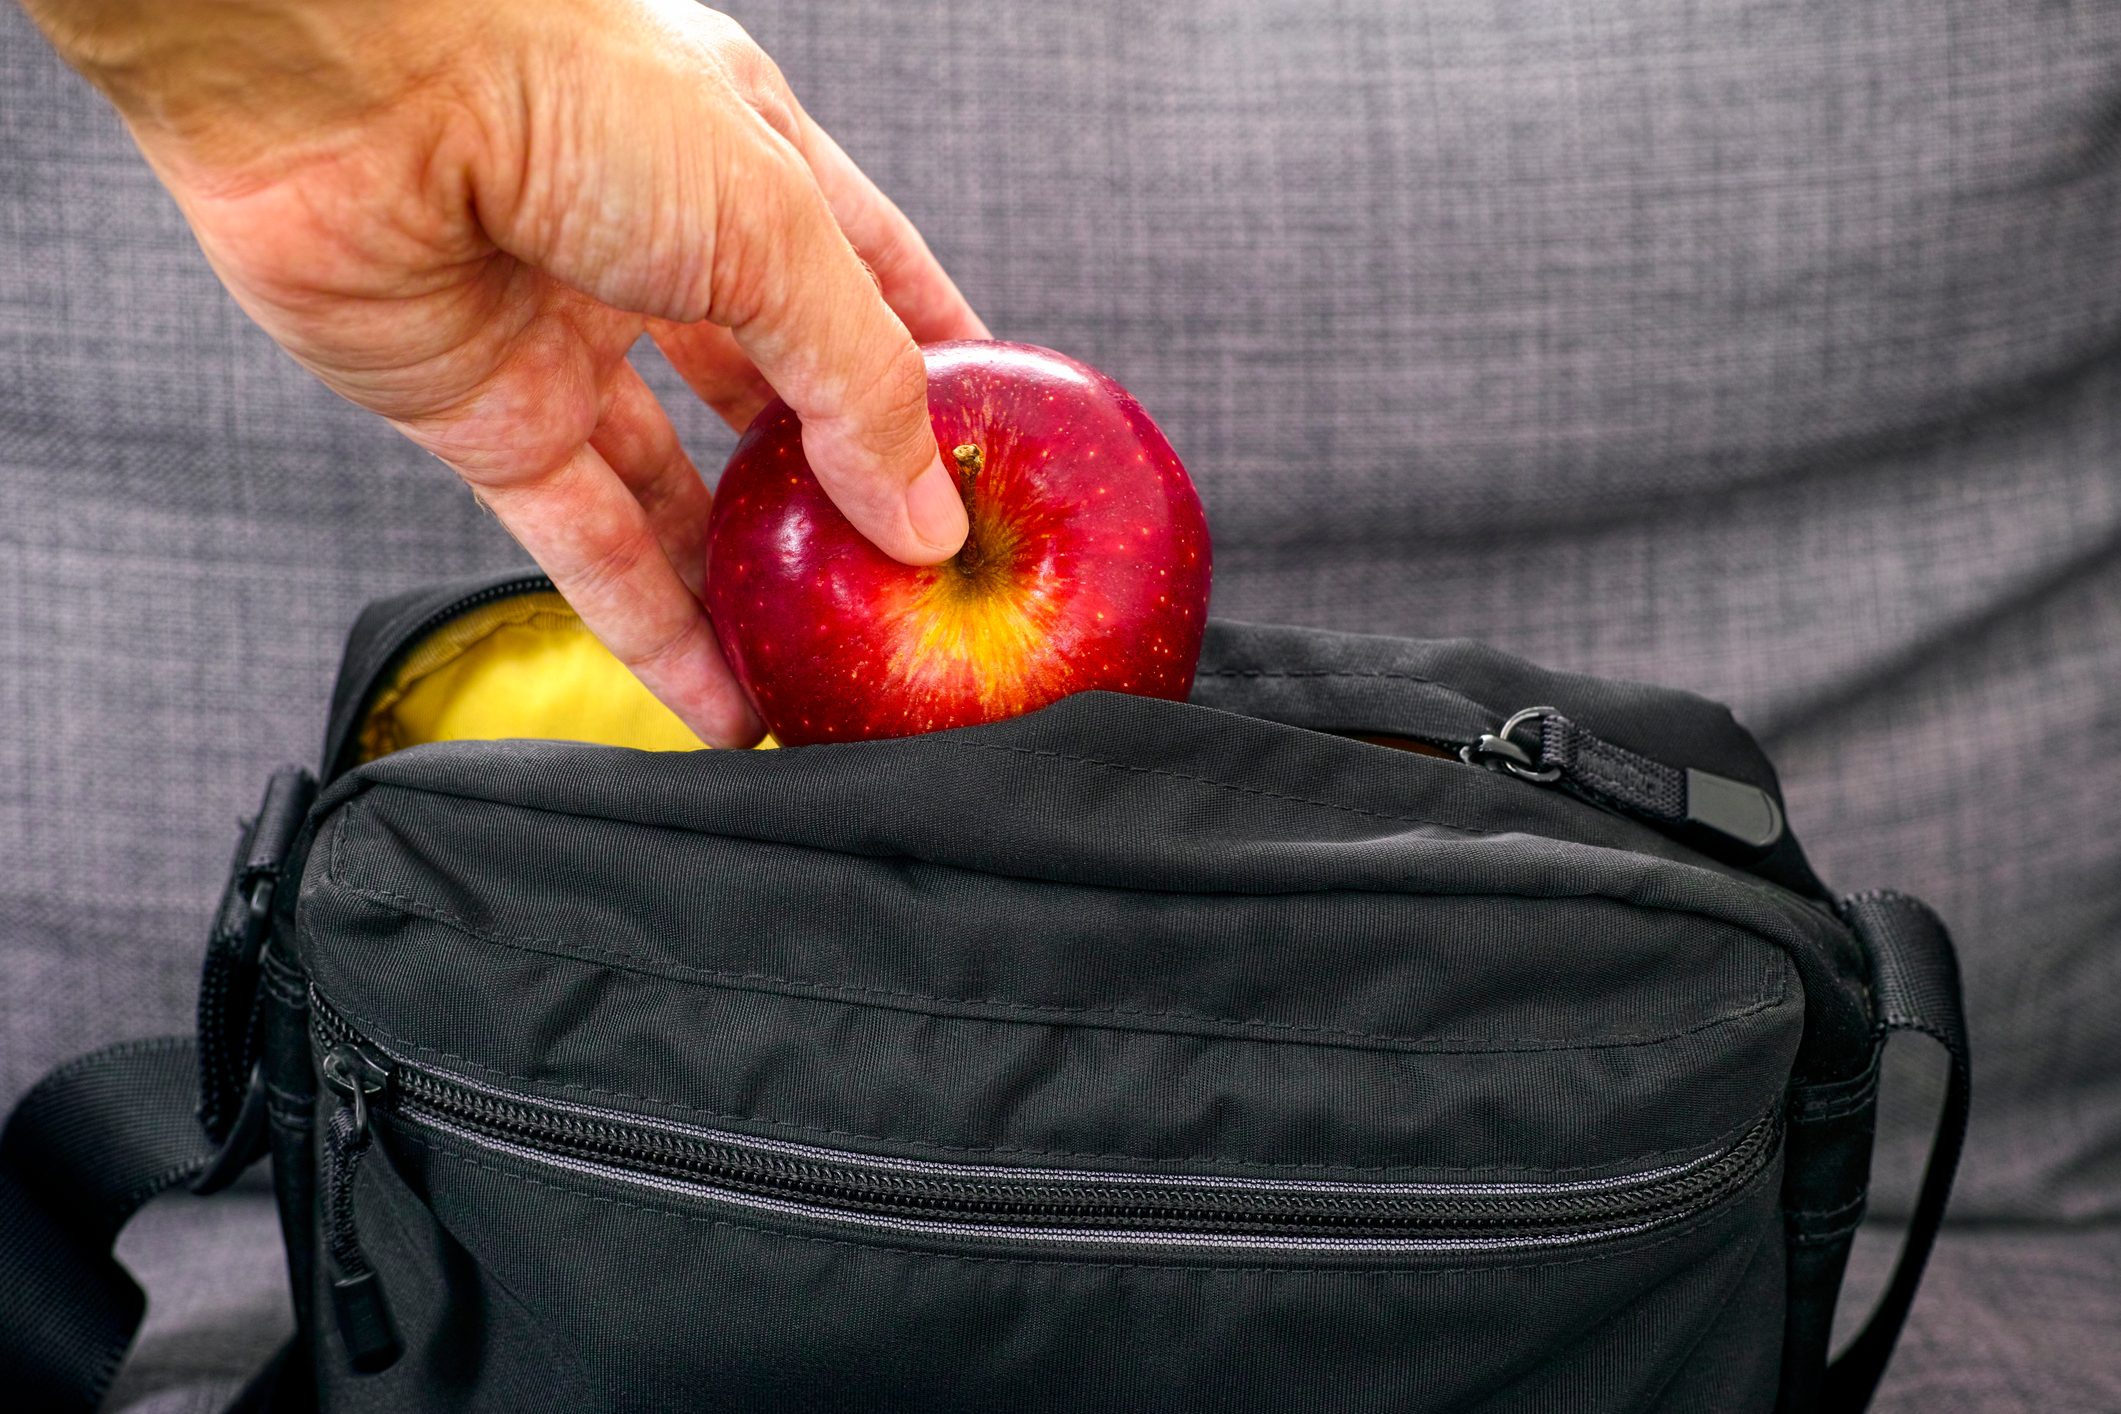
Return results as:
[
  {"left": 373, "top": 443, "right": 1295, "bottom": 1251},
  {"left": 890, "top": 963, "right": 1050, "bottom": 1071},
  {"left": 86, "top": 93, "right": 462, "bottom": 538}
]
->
[{"left": 18, "top": 0, "right": 987, "bottom": 746}]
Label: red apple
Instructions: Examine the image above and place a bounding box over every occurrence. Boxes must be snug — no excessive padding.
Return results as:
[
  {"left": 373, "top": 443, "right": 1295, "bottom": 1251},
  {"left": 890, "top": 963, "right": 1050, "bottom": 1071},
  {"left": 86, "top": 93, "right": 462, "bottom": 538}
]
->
[{"left": 704, "top": 341, "right": 1212, "bottom": 745}]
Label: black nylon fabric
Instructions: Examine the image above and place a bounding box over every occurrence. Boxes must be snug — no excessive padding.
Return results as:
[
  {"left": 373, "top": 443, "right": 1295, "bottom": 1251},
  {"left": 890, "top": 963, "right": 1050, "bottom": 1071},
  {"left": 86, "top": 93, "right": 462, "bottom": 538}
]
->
[
  {"left": 306, "top": 797, "right": 1803, "bottom": 1176},
  {"left": 249, "top": 574, "right": 1955, "bottom": 1412},
  {"left": 1189, "top": 618, "right": 1828, "bottom": 898},
  {"left": 267, "top": 580, "right": 1906, "bottom": 1412},
  {"left": 331, "top": 1130, "right": 1790, "bottom": 1414}
]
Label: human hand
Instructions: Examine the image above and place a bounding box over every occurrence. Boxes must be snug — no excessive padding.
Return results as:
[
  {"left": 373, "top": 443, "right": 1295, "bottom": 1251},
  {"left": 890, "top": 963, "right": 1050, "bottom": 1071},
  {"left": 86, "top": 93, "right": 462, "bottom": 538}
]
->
[{"left": 22, "top": 0, "right": 987, "bottom": 746}]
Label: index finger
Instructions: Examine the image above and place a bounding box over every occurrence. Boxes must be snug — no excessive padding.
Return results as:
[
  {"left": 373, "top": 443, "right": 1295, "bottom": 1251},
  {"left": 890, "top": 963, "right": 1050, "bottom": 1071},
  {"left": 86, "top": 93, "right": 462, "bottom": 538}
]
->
[
  {"left": 474, "top": 442, "right": 765, "bottom": 748},
  {"left": 716, "top": 138, "right": 968, "bottom": 567}
]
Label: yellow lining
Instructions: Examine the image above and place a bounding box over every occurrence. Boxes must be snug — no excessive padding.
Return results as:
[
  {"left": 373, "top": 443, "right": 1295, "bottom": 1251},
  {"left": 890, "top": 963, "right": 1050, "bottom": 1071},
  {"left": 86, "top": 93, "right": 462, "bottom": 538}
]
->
[{"left": 355, "top": 591, "right": 745, "bottom": 763}]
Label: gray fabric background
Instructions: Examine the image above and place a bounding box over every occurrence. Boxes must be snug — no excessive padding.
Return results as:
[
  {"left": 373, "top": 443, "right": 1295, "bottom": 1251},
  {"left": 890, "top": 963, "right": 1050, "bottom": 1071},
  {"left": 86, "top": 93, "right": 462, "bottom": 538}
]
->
[{"left": 3, "top": 0, "right": 2118, "bottom": 1407}]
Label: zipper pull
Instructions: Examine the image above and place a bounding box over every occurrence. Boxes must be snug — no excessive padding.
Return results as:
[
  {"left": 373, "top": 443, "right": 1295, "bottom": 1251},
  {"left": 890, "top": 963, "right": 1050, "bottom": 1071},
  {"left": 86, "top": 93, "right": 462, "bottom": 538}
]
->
[
  {"left": 320, "top": 1043, "right": 402, "bottom": 1374},
  {"left": 1460, "top": 707, "right": 1785, "bottom": 852}
]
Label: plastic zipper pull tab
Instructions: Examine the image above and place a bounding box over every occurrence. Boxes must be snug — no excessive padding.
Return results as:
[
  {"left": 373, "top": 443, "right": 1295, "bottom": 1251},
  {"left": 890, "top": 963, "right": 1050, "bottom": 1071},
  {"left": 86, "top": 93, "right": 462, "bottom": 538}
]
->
[
  {"left": 1460, "top": 707, "right": 1785, "bottom": 852},
  {"left": 320, "top": 1043, "right": 401, "bottom": 1374}
]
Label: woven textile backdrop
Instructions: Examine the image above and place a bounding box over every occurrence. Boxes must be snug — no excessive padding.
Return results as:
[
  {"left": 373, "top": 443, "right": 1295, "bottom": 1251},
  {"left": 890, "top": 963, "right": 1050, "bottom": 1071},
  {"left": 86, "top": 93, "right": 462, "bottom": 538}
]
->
[{"left": 4, "top": 3, "right": 2119, "bottom": 1405}]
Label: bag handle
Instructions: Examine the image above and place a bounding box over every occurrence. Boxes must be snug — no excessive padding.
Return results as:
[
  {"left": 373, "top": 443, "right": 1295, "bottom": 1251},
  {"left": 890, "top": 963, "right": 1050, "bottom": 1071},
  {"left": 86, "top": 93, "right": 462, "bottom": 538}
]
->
[{"left": 1821, "top": 890, "right": 1972, "bottom": 1410}]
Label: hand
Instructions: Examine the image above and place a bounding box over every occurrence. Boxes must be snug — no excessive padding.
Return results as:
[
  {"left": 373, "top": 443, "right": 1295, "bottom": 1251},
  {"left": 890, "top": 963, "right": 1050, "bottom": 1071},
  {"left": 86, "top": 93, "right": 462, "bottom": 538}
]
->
[{"left": 22, "top": 0, "right": 987, "bottom": 746}]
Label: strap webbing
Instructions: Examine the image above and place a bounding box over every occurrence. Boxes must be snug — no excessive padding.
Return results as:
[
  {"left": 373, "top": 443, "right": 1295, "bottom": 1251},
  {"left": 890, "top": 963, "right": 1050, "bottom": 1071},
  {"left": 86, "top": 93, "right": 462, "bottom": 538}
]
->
[
  {"left": 1822, "top": 891, "right": 1973, "bottom": 1411},
  {"left": 0, "top": 1035, "right": 218, "bottom": 1412}
]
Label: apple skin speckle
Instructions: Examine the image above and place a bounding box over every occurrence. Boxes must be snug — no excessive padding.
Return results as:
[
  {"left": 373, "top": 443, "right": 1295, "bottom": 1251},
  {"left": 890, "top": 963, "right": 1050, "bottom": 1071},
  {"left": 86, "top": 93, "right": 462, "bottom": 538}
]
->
[{"left": 703, "top": 341, "right": 1213, "bottom": 745}]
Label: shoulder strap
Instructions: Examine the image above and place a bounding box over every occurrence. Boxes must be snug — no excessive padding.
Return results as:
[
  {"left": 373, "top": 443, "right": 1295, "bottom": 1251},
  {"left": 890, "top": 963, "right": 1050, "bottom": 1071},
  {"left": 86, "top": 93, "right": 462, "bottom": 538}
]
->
[
  {"left": 1821, "top": 890, "right": 1972, "bottom": 1410},
  {"left": 0, "top": 1035, "right": 218, "bottom": 1412},
  {"left": 1, "top": 766, "right": 314, "bottom": 1411}
]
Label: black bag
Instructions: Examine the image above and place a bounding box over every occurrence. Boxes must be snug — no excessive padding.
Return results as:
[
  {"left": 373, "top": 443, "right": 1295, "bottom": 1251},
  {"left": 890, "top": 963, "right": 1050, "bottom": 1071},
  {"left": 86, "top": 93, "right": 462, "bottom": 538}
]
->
[{"left": 1, "top": 570, "right": 1969, "bottom": 1413}]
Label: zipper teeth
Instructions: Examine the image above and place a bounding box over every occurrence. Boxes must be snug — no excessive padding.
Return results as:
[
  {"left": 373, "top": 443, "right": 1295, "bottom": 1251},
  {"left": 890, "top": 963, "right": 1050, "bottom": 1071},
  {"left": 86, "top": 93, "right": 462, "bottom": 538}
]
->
[
  {"left": 397, "top": 576, "right": 554, "bottom": 646},
  {"left": 314, "top": 996, "right": 1780, "bottom": 1250},
  {"left": 390, "top": 1045, "right": 1721, "bottom": 1199},
  {"left": 334, "top": 575, "right": 555, "bottom": 775},
  {"left": 402, "top": 1112, "right": 1690, "bottom": 1255}
]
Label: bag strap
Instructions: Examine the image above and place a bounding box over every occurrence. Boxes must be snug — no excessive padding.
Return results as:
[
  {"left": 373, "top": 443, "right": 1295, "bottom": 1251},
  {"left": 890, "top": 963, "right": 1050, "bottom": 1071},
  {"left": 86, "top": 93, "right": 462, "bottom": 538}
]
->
[
  {"left": 1821, "top": 890, "right": 1972, "bottom": 1410},
  {"left": 0, "top": 767, "right": 313, "bottom": 1411},
  {"left": 0, "top": 1035, "right": 219, "bottom": 1412}
]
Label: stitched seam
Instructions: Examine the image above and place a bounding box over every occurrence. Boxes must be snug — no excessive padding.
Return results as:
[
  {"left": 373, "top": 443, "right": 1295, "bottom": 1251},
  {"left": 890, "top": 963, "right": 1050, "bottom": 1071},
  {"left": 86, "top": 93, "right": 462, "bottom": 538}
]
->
[
  {"left": 118, "top": 1156, "right": 213, "bottom": 1217},
  {"left": 267, "top": 1102, "right": 311, "bottom": 1136},
  {"left": 1787, "top": 1044, "right": 1883, "bottom": 1117},
  {"left": 1576, "top": 764, "right": 1677, "bottom": 815},
  {"left": 264, "top": 1079, "right": 313, "bottom": 1110},
  {"left": 406, "top": 1131, "right": 1774, "bottom": 1278},
  {"left": 1577, "top": 749, "right": 1663, "bottom": 796},
  {"left": 1841, "top": 888, "right": 1919, "bottom": 907},
  {"left": 1791, "top": 1094, "right": 1876, "bottom": 1122},
  {"left": 327, "top": 792, "right": 1789, "bottom": 1055},
  {"left": 1790, "top": 1083, "right": 1880, "bottom": 1122},
  {"left": 318, "top": 987, "right": 1772, "bottom": 1176},
  {"left": 1790, "top": 1216, "right": 1867, "bottom": 1247},
  {"left": 1789, "top": 1192, "right": 1868, "bottom": 1224},
  {"left": 332, "top": 871, "right": 1789, "bottom": 1056}
]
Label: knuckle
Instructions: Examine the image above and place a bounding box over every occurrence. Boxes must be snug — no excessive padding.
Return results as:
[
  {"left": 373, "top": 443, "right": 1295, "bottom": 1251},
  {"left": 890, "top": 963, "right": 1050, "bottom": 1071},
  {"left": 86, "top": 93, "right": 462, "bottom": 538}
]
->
[
  {"left": 568, "top": 526, "right": 656, "bottom": 604},
  {"left": 840, "top": 341, "right": 934, "bottom": 469},
  {"left": 747, "top": 90, "right": 803, "bottom": 151},
  {"left": 863, "top": 232, "right": 917, "bottom": 290},
  {"left": 626, "top": 608, "right": 711, "bottom": 676},
  {"left": 684, "top": 13, "right": 801, "bottom": 146},
  {"left": 706, "top": 143, "right": 810, "bottom": 328},
  {"left": 699, "top": 16, "right": 802, "bottom": 147}
]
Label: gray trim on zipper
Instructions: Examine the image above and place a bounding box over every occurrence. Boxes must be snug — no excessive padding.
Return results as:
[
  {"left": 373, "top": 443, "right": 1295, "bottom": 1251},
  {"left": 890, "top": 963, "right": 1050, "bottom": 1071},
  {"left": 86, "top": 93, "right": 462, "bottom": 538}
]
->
[
  {"left": 317, "top": 995, "right": 1782, "bottom": 1258},
  {"left": 400, "top": 1110, "right": 1717, "bottom": 1257}
]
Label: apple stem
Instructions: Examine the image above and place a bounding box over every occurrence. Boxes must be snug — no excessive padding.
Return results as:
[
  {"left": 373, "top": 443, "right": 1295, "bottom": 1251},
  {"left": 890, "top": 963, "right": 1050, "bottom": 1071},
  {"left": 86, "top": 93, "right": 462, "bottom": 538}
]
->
[{"left": 951, "top": 443, "right": 984, "bottom": 569}]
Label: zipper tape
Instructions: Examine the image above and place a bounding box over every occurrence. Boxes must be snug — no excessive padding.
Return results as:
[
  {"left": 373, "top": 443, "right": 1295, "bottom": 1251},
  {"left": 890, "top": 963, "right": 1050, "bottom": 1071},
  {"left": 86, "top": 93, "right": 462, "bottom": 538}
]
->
[{"left": 314, "top": 995, "right": 1781, "bottom": 1260}]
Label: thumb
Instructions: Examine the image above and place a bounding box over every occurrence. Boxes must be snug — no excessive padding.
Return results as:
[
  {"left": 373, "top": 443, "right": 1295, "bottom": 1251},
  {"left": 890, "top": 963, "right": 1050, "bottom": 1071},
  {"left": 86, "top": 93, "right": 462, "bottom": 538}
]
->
[{"left": 711, "top": 146, "right": 967, "bottom": 564}]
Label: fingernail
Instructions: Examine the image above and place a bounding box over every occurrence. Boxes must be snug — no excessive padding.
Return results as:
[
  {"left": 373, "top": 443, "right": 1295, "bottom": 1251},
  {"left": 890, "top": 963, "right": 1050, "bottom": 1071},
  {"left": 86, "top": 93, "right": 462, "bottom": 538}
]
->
[{"left": 904, "top": 454, "right": 969, "bottom": 559}]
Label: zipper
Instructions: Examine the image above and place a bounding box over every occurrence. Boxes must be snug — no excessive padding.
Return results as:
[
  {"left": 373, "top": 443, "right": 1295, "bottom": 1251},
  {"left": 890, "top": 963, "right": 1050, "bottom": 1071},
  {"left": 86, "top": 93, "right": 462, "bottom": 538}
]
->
[
  {"left": 337, "top": 576, "right": 1785, "bottom": 860},
  {"left": 311, "top": 994, "right": 1780, "bottom": 1367},
  {"left": 1450, "top": 706, "right": 1786, "bottom": 853},
  {"left": 327, "top": 571, "right": 555, "bottom": 779},
  {"left": 318, "top": 1040, "right": 401, "bottom": 1373},
  {"left": 389, "top": 574, "right": 555, "bottom": 647}
]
